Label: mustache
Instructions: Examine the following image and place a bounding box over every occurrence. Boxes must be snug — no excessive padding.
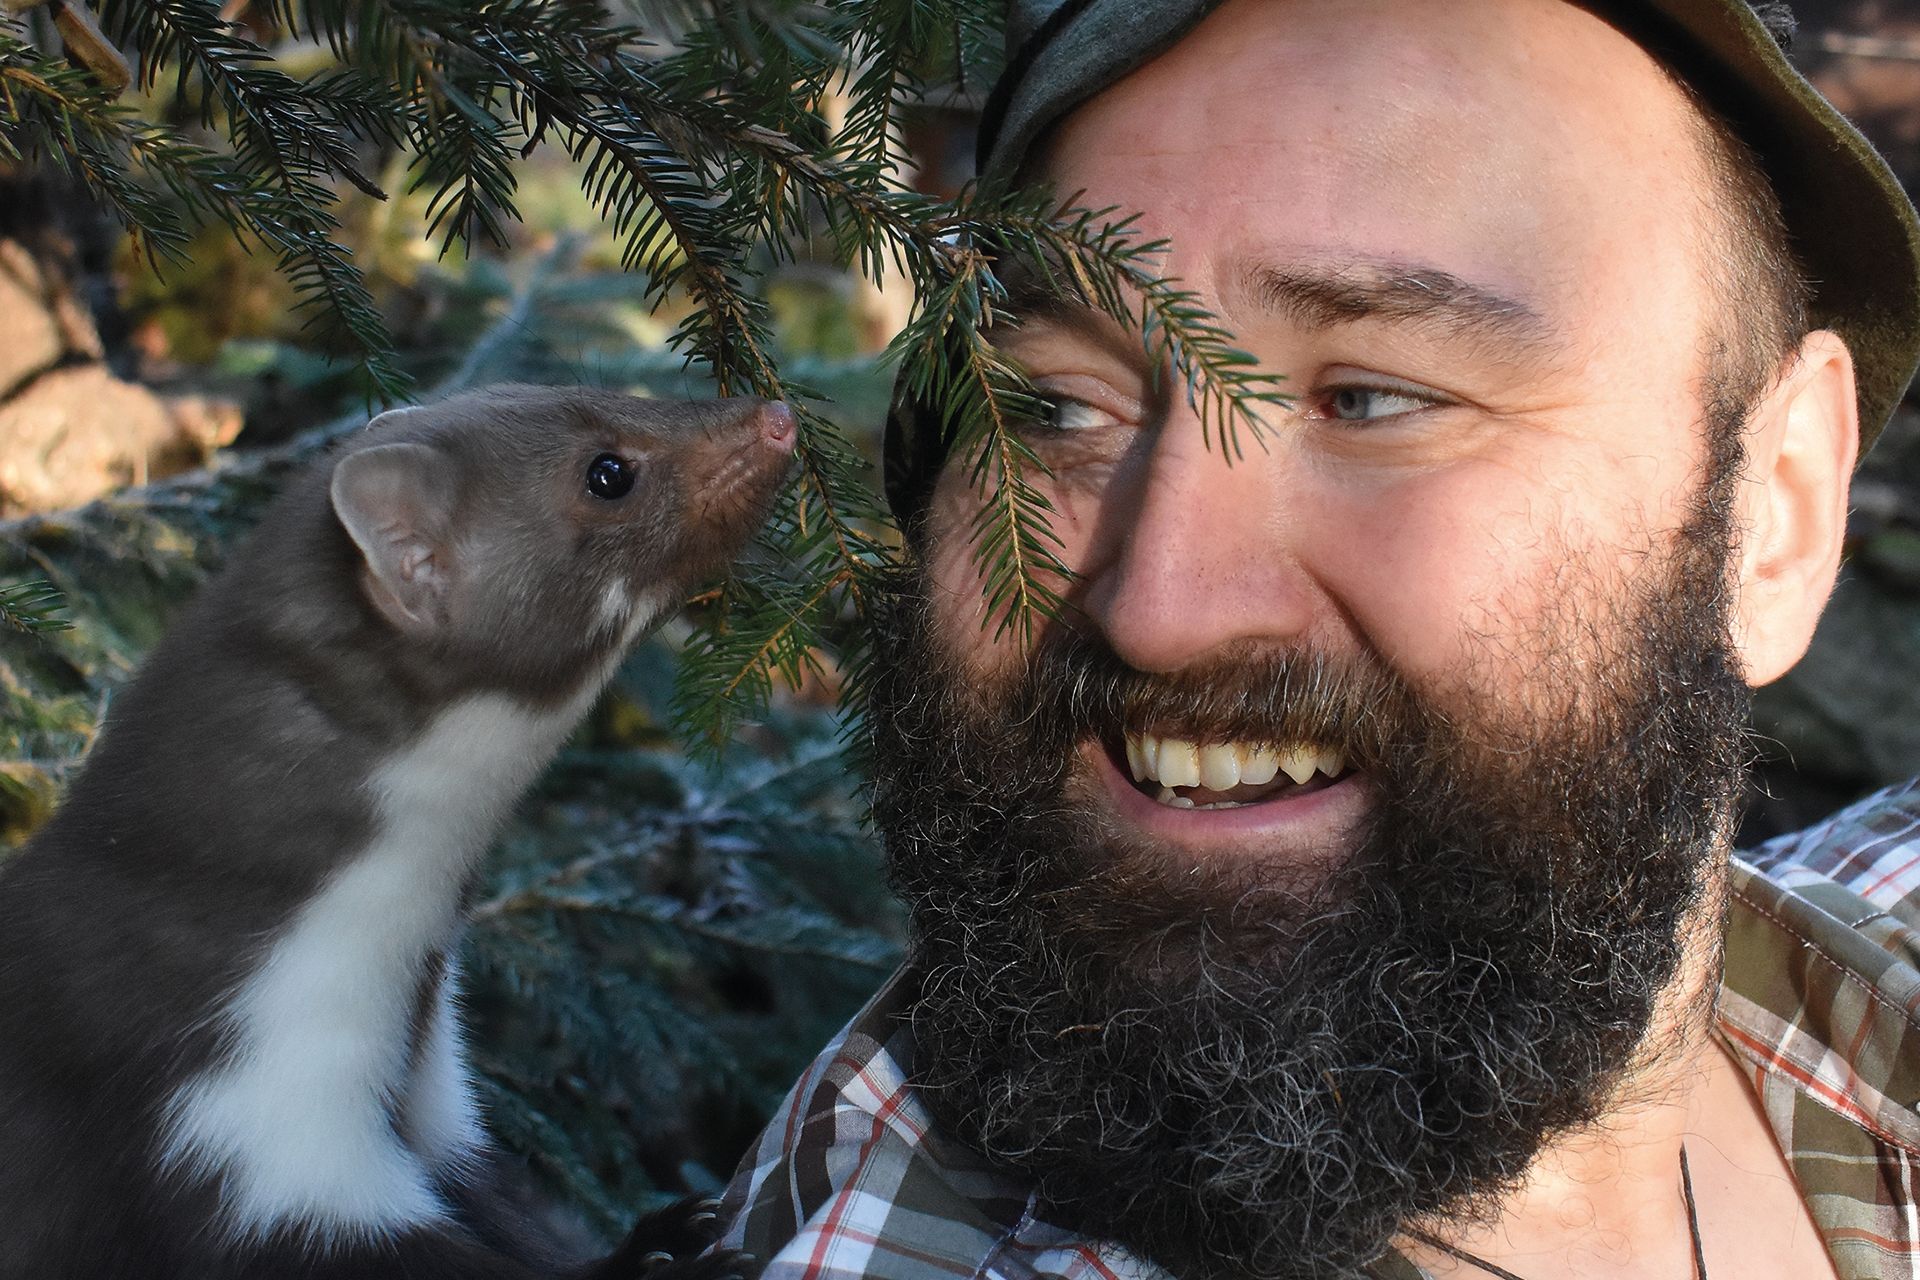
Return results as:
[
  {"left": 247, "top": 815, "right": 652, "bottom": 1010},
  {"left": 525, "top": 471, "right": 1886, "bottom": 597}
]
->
[{"left": 1009, "top": 624, "right": 1425, "bottom": 770}]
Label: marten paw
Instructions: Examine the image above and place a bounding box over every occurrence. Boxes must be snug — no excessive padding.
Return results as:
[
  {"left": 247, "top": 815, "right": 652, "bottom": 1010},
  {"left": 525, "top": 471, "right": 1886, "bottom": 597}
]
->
[
  {"left": 633, "top": 1246, "right": 752, "bottom": 1280},
  {"left": 586, "top": 1196, "right": 749, "bottom": 1280}
]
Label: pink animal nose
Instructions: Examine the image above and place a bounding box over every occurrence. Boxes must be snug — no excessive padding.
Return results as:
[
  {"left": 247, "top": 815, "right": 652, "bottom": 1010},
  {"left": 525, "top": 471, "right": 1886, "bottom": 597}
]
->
[{"left": 760, "top": 401, "right": 797, "bottom": 453}]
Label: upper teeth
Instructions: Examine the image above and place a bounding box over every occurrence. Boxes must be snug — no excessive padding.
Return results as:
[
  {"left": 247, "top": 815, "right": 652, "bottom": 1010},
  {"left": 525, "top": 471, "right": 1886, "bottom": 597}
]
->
[{"left": 1124, "top": 734, "right": 1345, "bottom": 790}]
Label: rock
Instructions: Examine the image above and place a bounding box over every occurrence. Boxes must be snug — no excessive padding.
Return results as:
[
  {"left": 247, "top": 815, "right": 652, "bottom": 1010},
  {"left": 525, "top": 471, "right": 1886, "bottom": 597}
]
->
[
  {"left": 0, "top": 366, "right": 244, "bottom": 517},
  {"left": 0, "top": 241, "right": 70, "bottom": 401}
]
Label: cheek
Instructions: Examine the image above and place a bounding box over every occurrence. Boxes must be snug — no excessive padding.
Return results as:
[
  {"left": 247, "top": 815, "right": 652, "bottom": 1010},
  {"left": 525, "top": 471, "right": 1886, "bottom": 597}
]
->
[
  {"left": 1314, "top": 470, "right": 1540, "bottom": 678},
  {"left": 921, "top": 449, "right": 1120, "bottom": 652},
  {"left": 919, "top": 476, "right": 1038, "bottom": 680},
  {"left": 1306, "top": 450, "right": 1679, "bottom": 684}
]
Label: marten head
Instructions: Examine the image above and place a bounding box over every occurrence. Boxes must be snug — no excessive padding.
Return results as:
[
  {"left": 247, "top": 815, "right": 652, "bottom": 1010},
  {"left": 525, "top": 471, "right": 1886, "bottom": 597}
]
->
[{"left": 327, "top": 386, "right": 795, "bottom": 698}]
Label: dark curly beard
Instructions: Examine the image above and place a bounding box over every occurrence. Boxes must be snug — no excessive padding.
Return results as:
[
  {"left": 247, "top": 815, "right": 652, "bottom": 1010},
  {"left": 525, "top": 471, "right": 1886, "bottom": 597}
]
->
[{"left": 865, "top": 448, "right": 1753, "bottom": 1279}]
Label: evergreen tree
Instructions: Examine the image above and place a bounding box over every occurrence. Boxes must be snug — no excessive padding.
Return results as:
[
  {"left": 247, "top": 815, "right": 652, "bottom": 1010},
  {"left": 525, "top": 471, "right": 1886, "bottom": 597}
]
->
[{"left": 0, "top": 0, "right": 1288, "bottom": 729}]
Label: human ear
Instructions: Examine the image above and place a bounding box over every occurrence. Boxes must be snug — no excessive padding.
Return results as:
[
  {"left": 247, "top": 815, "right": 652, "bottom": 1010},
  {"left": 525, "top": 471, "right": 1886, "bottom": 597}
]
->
[
  {"left": 330, "top": 442, "right": 460, "bottom": 636},
  {"left": 1732, "top": 329, "right": 1858, "bottom": 686}
]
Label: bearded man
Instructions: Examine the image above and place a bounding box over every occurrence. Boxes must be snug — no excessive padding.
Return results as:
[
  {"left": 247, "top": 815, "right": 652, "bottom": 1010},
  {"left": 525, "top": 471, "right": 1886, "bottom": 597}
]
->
[{"left": 717, "top": 1, "right": 1920, "bottom": 1277}]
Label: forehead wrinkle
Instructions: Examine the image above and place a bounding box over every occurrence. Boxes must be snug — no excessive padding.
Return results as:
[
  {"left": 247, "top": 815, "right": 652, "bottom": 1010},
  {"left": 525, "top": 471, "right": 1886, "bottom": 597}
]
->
[{"left": 1240, "top": 258, "right": 1570, "bottom": 366}]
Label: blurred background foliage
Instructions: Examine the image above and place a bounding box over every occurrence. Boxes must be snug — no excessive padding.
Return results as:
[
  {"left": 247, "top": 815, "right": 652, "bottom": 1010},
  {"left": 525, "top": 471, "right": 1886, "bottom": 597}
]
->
[
  {"left": 0, "top": 241, "right": 907, "bottom": 1232},
  {"left": 5, "top": 0, "right": 1920, "bottom": 1247}
]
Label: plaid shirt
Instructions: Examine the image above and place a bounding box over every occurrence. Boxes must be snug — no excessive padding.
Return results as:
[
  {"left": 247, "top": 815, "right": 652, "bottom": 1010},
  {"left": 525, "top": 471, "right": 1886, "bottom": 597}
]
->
[{"left": 718, "top": 779, "right": 1920, "bottom": 1280}]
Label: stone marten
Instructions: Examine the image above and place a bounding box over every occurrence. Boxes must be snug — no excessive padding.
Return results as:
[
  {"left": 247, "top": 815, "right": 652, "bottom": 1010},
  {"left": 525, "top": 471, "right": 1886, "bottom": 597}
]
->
[{"left": 0, "top": 386, "right": 795, "bottom": 1280}]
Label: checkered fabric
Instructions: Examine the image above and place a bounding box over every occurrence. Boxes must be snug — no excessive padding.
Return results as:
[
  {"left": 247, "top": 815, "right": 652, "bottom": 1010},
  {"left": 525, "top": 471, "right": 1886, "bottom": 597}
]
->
[{"left": 717, "top": 779, "right": 1920, "bottom": 1280}]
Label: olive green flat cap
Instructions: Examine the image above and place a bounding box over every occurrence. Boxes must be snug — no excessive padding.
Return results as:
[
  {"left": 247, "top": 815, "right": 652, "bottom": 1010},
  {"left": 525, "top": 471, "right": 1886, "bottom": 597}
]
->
[{"left": 885, "top": 0, "right": 1920, "bottom": 520}]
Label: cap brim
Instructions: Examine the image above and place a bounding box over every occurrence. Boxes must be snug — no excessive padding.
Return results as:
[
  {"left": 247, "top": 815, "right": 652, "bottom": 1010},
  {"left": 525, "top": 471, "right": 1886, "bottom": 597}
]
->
[{"left": 1595, "top": 0, "right": 1920, "bottom": 452}]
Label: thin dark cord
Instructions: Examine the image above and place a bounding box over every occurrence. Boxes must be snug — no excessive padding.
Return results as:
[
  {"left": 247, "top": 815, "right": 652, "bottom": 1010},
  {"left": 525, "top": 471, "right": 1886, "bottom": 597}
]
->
[
  {"left": 1399, "top": 1143, "right": 1709, "bottom": 1280},
  {"left": 1400, "top": 1226, "right": 1531, "bottom": 1280},
  {"left": 1680, "top": 1144, "right": 1709, "bottom": 1279}
]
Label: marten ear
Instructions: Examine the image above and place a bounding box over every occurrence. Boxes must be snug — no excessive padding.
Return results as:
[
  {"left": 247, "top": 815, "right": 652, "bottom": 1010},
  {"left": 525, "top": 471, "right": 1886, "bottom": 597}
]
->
[{"left": 330, "top": 443, "right": 459, "bottom": 636}]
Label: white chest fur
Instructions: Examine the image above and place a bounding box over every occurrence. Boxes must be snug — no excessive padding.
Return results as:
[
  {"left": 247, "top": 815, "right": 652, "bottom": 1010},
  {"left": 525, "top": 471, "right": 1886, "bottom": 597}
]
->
[{"left": 157, "top": 689, "right": 595, "bottom": 1244}]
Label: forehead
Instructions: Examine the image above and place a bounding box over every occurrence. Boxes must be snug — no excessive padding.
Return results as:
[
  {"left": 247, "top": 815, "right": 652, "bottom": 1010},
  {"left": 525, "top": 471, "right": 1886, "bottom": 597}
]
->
[{"left": 1032, "top": 0, "right": 1716, "bottom": 352}]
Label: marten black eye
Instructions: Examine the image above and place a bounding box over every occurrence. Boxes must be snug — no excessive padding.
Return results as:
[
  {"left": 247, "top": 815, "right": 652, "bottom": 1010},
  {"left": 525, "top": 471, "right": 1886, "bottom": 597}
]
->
[{"left": 585, "top": 453, "right": 635, "bottom": 500}]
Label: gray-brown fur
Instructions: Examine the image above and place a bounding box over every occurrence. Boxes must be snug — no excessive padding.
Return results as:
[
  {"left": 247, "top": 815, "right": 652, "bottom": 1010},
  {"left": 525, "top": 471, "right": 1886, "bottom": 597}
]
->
[{"left": 0, "top": 386, "right": 793, "bottom": 1280}]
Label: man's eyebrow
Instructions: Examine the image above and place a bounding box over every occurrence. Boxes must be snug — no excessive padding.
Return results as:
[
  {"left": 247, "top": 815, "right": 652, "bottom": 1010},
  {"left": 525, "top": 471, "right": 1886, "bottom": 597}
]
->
[
  {"left": 1242, "top": 260, "right": 1564, "bottom": 357},
  {"left": 989, "top": 255, "right": 1566, "bottom": 366},
  {"left": 991, "top": 257, "right": 1132, "bottom": 338}
]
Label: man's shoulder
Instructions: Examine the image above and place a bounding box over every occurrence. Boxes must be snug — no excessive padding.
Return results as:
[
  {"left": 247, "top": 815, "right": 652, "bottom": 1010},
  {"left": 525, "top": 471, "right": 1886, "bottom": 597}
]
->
[
  {"left": 1721, "top": 778, "right": 1920, "bottom": 1161},
  {"left": 1737, "top": 775, "right": 1920, "bottom": 968},
  {"left": 716, "top": 968, "right": 1155, "bottom": 1280}
]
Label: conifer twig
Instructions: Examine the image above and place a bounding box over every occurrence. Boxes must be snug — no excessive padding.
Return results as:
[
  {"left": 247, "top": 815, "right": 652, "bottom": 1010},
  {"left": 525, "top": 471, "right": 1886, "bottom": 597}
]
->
[
  {"left": 2, "top": 0, "right": 1292, "bottom": 736},
  {"left": 0, "top": 579, "right": 72, "bottom": 635}
]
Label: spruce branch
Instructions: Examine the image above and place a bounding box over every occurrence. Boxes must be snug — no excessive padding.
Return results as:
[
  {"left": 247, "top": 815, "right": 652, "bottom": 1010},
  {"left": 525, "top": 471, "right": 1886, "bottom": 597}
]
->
[
  {"left": 2, "top": 0, "right": 1294, "bottom": 739},
  {"left": 989, "top": 201, "right": 1294, "bottom": 459},
  {"left": 959, "top": 353, "right": 1070, "bottom": 641},
  {"left": 873, "top": 189, "right": 1291, "bottom": 643},
  {"left": 0, "top": 580, "right": 72, "bottom": 636},
  {"left": 890, "top": 251, "right": 1073, "bottom": 642},
  {"left": 1, "top": 28, "right": 405, "bottom": 414},
  {"left": 10, "top": 2, "right": 410, "bottom": 395},
  {"left": 103, "top": 0, "right": 388, "bottom": 197},
  {"left": 824, "top": 0, "right": 932, "bottom": 169}
]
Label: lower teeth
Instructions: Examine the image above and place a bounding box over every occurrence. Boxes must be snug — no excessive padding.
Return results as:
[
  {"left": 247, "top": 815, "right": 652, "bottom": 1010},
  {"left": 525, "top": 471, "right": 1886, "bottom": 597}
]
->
[{"left": 1155, "top": 787, "right": 1245, "bottom": 811}]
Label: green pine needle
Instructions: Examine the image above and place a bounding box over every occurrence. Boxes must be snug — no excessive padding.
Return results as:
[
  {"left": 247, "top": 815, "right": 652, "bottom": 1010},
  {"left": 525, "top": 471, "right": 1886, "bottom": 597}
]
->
[
  {"left": 3, "top": 0, "right": 1289, "bottom": 748},
  {"left": 0, "top": 580, "right": 73, "bottom": 636}
]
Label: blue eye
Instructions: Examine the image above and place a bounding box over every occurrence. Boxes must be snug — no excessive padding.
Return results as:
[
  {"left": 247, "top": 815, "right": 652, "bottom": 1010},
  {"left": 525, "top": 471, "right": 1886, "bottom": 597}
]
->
[
  {"left": 586, "top": 452, "right": 635, "bottom": 499},
  {"left": 1323, "top": 383, "right": 1441, "bottom": 422}
]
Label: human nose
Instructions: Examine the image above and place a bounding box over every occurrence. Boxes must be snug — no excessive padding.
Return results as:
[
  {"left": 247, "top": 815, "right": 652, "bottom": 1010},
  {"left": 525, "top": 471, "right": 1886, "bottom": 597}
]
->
[{"left": 1076, "top": 412, "right": 1319, "bottom": 673}]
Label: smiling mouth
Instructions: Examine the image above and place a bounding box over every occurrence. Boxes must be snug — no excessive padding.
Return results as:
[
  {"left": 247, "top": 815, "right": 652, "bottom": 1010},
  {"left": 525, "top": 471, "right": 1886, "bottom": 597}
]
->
[{"left": 1117, "top": 732, "right": 1354, "bottom": 810}]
